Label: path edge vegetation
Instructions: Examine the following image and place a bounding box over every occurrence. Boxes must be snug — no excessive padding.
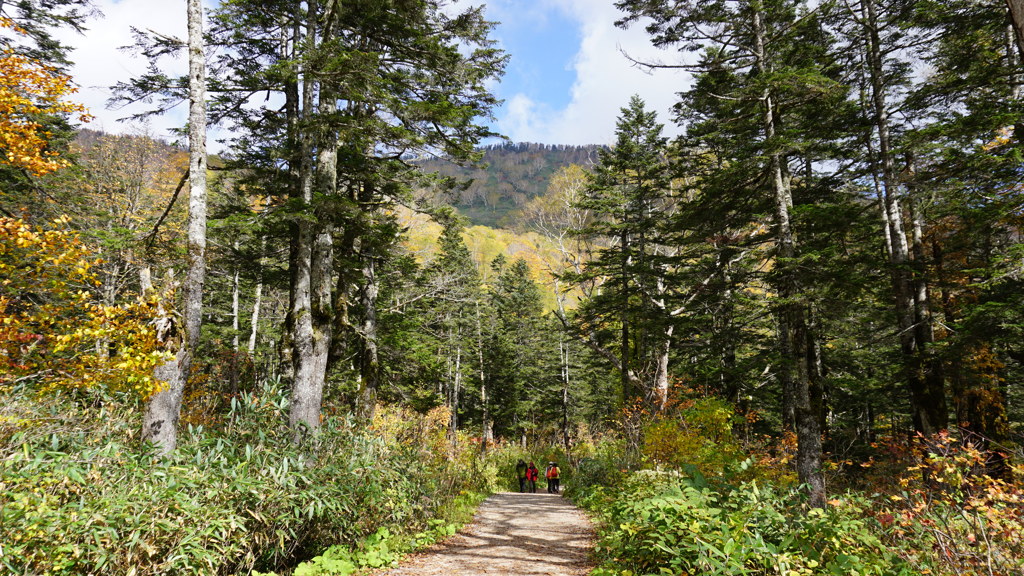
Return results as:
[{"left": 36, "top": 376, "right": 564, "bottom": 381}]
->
[{"left": 561, "top": 393, "right": 1024, "bottom": 576}]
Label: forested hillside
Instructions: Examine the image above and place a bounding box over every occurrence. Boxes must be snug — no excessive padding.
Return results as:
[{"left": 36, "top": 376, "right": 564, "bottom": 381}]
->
[
  {"left": 3, "top": 0, "right": 1024, "bottom": 575},
  {"left": 416, "top": 142, "right": 603, "bottom": 226}
]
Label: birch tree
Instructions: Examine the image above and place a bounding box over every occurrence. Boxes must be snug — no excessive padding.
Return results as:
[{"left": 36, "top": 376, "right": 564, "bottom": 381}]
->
[{"left": 141, "top": 0, "right": 207, "bottom": 454}]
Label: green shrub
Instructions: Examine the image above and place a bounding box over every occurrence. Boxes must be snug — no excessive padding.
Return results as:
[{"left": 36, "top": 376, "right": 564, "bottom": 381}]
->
[
  {"left": 564, "top": 436, "right": 630, "bottom": 502},
  {"left": 0, "top": 381, "right": 506, "bottom": 575},
  {"left": 586, "top": 470, "right": 912, "bottom": 576},
  {"left": 642, "top": 397, "right": 746, "bottom": 479}
]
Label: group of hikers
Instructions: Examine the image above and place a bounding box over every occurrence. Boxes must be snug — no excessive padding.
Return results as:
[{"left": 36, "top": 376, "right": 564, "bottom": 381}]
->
[{"left": 514, "top": 459, "right": 560, "bottom": 494}]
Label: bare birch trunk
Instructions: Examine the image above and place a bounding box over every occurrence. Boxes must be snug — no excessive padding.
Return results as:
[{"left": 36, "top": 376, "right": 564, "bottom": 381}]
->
[
  {"left": 248, "top": 280, "right": 262, "bottom": 354},
  {"left": 653, "top": 324, "right": 673, "bottom": 411},
  {"left": 142, "top": 0, "right": 206, "bottom": 454},
  {"left": 231, "top": 244, "right": 240, "bottom": 352}
]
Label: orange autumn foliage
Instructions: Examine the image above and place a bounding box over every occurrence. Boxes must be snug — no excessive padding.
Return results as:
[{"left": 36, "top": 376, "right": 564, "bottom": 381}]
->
[{"left": 0, "top": 17, "right": 90, "bottom": 176}]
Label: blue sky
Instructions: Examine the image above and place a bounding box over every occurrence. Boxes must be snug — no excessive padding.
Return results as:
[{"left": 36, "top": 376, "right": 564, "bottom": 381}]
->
[
  {"left": 59, "top": 0, "right": 687, "bottom": 147},
  {"left": 489, "top": 2, "right": 580, "bottom": 113},
  {"left": 481, "top": 0, "right": 687, "bottom": 144}
]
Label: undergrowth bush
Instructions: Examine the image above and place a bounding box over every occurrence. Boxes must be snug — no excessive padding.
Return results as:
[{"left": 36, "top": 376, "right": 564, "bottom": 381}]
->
[
  {"left": 871, "top": 434, "right": 1024, "bottom": 576},
  {"left": 568, "top": 416, "right": 1024, "bottom": 576},
  {"left": 641, "top": 397, "right": 745, "bottom": 477},
  {"left": 584, "top": 469, "right": 911, "bottom": 576},
  {"left": 0, "top": 379, "right": 507, "bottom": 575}
]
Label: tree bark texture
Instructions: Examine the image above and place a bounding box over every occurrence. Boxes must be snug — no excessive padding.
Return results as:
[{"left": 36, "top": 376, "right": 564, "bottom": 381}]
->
[
  {"left": 752, "top": 0, "right": 825, "bottom": 508},
  {"left": 287, "top": 2, "right": 319, "bottom": 439},
  {"left": 142, "top": 0, "right": 206, "bottom": 455},
  {"left": 248, "top": 279, "right": 262, "bottom": 354},
  {"left": 231, "top": 249, "right": 240, "bottom": 351},
  {"left": 1006, "top": 0, "right": 1024, "bottom": 62},
  {"left": 358, "top": 254, "right": 380, "bottom": 421},
  {"left": 289, "top": 44, "right": 338, "bottom": 439}
]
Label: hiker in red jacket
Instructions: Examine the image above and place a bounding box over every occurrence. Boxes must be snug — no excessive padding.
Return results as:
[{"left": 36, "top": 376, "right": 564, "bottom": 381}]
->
[{"left": 526, "top": 461, "right": 539, "bottom": 493}]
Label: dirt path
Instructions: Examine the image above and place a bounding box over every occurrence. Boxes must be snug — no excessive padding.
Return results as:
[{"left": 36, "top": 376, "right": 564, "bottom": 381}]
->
[{"left": 373, "top": 492, "right": 594, "bottom": 576}]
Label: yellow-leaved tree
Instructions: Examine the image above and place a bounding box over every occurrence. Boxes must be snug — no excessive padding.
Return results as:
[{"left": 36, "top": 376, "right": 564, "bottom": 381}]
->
[
  {"left": 0, "top": 17, "right": 90, "bottom": 176},
  {"left": 0, "top": 217, "right": 168, "bottom": 397}
]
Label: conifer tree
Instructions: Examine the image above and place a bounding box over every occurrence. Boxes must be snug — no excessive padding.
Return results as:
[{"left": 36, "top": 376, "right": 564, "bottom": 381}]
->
[
  {"left": 117, "top": 0, "right": 505, "bottom": 438},
  {"left": 901, "top": 0, "right": 1024, "bottom": 447},
  {"left": 834, "top": 0, "right": 949, "bottom": 437},
  {"left": 488, "top": 256, "right": 546, "bottom": 440},
  {"left": 617, "top": 0, "right": 856, "bottom": 507},
  {"left": 569, "top": 95, "right": 676, "bottom": 410},
  {"left": 427, "top": 221, "right": 483, "bottom": 450}
]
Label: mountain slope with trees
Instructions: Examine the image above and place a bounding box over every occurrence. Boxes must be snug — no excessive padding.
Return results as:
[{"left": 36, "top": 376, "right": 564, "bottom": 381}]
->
[{"left": 416, "top": 142, "right": 604, "bottom": 227}]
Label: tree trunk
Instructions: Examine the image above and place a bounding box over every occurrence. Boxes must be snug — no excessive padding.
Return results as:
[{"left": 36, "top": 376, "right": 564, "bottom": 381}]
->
[
  {"left": 1006, "top": 0, "right": 1024, "bottom": 62},
  {"left": 907, "top": 188, "right": 947, "bottom": 431},
  {"left": 248, "top": 277, "right": 262, "bottom": 354},
  {"left": 560, "top": 333, "right": 571, "bottom": 455},
  {"left": 715, "top": 249, "right": 740, "bottom": 403},
  {"left": 329, "top": 225, "right": 358, "bottom": 372},
  {"left": 652, "top": 324, "right": 673, "bottom": 410},
  {"left": 279, "top": 5, "right": 301, "bottom": 387},
  {"left": 448, "top": 338, "right": 462, "bottom": 459},
  {"left": 288, "top": 1, "right": 319, "bottom": 439},
  {"left": 860, "top": 0, "right": 946, "bottom": 436},
  {"left": 231, "top": 243, "right": 240, "bottom": 352},
  {"left": 357, "top": 254, "right": 380, "bottom": 421},
  {"left": 289, "top": 43, "right": 337, "bottom": 440},
  {"left": 476, "top": 299, "right": 492, "bottom": 448},
  {"left": 752, "top": 0, "right": 824, "bottom": 508},
  {"left": 620, "top": 232, "right": 631, "bottom": 406},
  {"left": 142, "top": 0, "right": 206, "bottom": 455}
]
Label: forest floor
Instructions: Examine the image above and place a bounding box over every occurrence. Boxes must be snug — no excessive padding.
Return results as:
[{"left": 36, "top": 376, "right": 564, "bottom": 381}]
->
[{"left": 371, "top": 491, "right": 595, "bottom": 576}]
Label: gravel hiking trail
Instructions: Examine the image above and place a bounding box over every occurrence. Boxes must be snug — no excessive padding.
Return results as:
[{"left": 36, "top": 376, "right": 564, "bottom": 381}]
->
[{"left": 372, "top": 491, "right": 595, "bottom": 576}]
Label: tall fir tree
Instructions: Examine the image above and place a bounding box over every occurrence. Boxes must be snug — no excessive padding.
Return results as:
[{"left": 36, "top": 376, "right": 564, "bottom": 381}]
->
[
  {"left": 569, "top": 95, "right": 677, "bottom": 410},
  {"left": 617, "top": 0, "right": 859, "bottom": 507}
]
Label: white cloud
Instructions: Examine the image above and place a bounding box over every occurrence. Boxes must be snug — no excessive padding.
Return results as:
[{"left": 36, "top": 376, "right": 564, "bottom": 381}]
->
[
  {"left": 55, "top": 0, "right": 189, "bottom": 143},
  {"left": 492, "top": 0, "right": 690, "bottom": 145},
  {"left": 56, "top": 0, "right": 691, "bottom": 149}
]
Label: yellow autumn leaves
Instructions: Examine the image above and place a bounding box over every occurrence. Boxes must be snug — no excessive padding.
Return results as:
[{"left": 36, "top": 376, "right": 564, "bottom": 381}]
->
[
  {"left": 0, "top": 19, "right": 159, "bottom": 396},
  {"left": 0, "top": 17, "right": 91, "bottom": 176},
  {"left": 0, "top": 217, "right": 169, "bottom": 398}
]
